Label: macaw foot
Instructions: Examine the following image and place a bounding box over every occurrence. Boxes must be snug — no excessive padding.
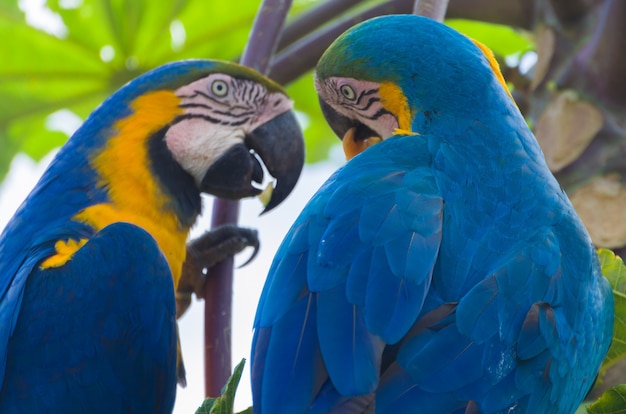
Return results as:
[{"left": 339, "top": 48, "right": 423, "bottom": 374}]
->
[{"left": 176, "top": 224, "right": 259, "bottom": 318}]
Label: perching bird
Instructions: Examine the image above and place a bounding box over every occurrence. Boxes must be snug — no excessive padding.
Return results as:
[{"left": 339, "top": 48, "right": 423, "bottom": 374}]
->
[
  {"left": 251, "top": 15, "right": 613, "bottom": 414},
  {"left": 0, "top": 59, "right": 304, "bottom": 413}
]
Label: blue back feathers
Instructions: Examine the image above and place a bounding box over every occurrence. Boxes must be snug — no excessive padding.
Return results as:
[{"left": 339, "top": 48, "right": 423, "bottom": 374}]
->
[
  {"left": 252, "top": 15, "right": 614, "bottom": 414},
  {"left": 0, "top": 223, "right": 177, "bottom": 413}
]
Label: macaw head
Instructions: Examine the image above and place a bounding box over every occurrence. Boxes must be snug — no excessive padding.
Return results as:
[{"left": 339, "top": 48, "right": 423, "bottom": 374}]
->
[
  {"left": 158, "top": 61, "right": 304, "bottom": 212},
  {"left": 77, "top": 60, "right": 304, "bottom": 222},
  {"left": 315, "top": 14, "right": 514, "bottom": 160}
]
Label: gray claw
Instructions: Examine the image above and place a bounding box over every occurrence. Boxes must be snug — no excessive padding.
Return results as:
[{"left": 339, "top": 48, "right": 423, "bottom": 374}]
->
[{"left": 176, "top": 224, "right": 261, "bottom": 318}]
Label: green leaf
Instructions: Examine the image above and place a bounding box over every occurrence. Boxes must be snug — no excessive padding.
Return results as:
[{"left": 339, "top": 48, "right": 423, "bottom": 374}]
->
[
  {"left": 0, "top": 0, "right": 326, "bottom": 182},
  {"left": 286, "top": 71, "right": 338, "bottom": 164},
  {"left": 0, "top": 1, "right": 541, "bottom": 183},
  {"left": 0, "top": 10, "right": 108, "bottom": 120},
  {"left": 586, "top": 384, "right": 626, "bottom": 414},
  {"left": 597, "top": 249, "right": 626, "bottom": 376},
  {"left": 446, "top": 19, "right": 534, "bottom": 57},
  {"left": 195, "top": 358, "right": 251, "bottom": 414}
]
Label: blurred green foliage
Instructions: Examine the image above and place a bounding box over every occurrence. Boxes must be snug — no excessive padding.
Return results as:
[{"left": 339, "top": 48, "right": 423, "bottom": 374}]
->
[
  {"left": 0, "top": 0, "right": 330, "bottom": 180},
  {"left": 0, "top": 0, "right": 532, "bottom": 181},
  {"left": 446, "top": 19, "right": 534, "bottom": 57}
]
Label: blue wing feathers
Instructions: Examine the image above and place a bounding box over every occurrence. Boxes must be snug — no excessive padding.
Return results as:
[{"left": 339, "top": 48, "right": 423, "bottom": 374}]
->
[
  {"left": 259, "top": 251, "right": 309, "bottom": 325},
  {"left": 0, "top": 222, "right": 177, "bottom": 413},
  {"left": 255, "top": 294, "right": 323, "bottom": 414},
  {"left": 308, "top": 381, "right": 374, "bottom": 414},
  {"left": 480, "top": 374, "right": 527, "bottom": 412},
  {"left": 252, "top": 113, "right": 612, "bottom": 413},
  {"left": 366, "top": 245, "right": 427, "bottom": 343},
  {"left": 308, "top": 211, "right": 350, "bottom": 291},
  {"left": 318, "top": 213, "right": 360, "bottom": 267},
  {"left": 358, "top": 194, "right": 403, "bottom": 245},
  {"left": 0, "top": 153, "right": 102, "bottom": 389},
  {"left": 456, "top": 275, "right": 500, "bottom": 342},
  {"left": 317, "top": 285, "right": 383, "bottom": 395},
  {"left": 345, "top": 250, "right": 372, "bottom": 308},
  {"left": 378, "top": 374, "right": 464, "bottom": 414},
  {"left": 252, "top": 137, "right": 446, "bottom": 412},
  {"left": 517, "top": 303, "right": 553, "bottom": 360}
]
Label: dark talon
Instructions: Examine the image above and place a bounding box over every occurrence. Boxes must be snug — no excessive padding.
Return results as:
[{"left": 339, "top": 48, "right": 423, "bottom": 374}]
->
[
  {"left": 176, "top": 224, "right": 260, "bottom": 318},
  {"left": 237, "top": 234, "right": 260, "bottom": 268}
]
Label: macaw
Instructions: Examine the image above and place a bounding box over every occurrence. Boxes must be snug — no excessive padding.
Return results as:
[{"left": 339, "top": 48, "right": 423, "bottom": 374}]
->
[
  {"left": 0, "top": 59, "right": 304, "bottom": 413},
  {"left": 251, "top": 15, "right": 613, "bottom": 414}
]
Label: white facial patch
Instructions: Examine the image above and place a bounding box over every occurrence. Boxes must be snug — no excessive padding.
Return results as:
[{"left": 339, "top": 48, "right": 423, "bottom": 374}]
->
[{"left": 165, "top": 117, "right": 245, "bottom": 184}]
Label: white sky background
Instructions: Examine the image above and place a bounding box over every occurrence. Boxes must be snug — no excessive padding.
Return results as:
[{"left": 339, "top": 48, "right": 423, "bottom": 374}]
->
[
  {"left": 4, "top": 2, "right": 346, "bottom": 411},
  {"left": 0, "top": 149, "right": 341, "bottom": 412}
]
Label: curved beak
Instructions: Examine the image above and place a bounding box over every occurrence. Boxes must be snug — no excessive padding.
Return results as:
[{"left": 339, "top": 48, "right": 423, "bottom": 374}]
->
[
  {"left": 200, "top": 110, "right": 305, "bottom": 213},
  {"left": 319, "top": 98, "right": 381, "bottom": 160}
]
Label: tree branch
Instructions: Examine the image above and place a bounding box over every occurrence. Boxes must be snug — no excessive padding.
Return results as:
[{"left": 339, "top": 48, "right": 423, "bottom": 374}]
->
[
  {"left": 446, "top": 0, "right": 534, "bottom": 29},
  {"left": 573, "top": 0, "right": 626, "bottom": 106},
  {"left": 414, "top": 0, "right": 449, "bottom": 21},
  {"left": 204, "top": 0, "right": 293, "bottom": 398},
  {"left": 203, "top": 202, "right": 238, "bottom": 398},
  {"left": 276, "top": 0, "right": 363, "bottom": 51},
  {"left": 241, "top": 0, "right": 294, "bottom": 73},
  {"left": 549, "top": 0, "right": 594, "bottom": 24}
]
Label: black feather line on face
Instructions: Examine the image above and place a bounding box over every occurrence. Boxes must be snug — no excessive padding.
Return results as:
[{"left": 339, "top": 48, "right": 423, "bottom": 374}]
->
[
  {"left": 365, "top": 107, "right": 390, "bottom": 121},
  {"left": 360, "top": 96, "right": 380, "bottom": 111},
  {"left": 147, "top": 125, "right": 202, "bottom": 227}
]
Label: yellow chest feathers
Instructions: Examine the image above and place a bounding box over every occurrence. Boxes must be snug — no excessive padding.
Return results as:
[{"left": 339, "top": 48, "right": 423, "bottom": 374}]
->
[{"left": 41, "top": 91, "right": 190, "bottom": 288}]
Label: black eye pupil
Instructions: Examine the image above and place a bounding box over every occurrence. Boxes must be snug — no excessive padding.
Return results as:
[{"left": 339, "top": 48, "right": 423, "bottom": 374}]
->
[
  {"left": 212, "top": 81, "right": 228, "bottom": 96},
  {"left": 341, "top": 85, "right": 355, "bottom": 99}
]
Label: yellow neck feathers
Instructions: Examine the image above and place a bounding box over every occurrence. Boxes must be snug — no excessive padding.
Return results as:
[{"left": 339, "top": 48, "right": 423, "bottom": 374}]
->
[
  {"left": 75, "top": 91, "right": 189, "bottom": 287},
  {"left": 471, "top": 39, "right": 515, "bottom": 102},
  {"left": 379, "top": 81, "right": 413, "bottom": 132}
]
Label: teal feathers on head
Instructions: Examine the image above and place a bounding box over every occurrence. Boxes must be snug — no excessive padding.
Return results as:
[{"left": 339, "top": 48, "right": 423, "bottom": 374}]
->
[
  {"left": 130, "top": 59, "right": 285, "bottom": 94},
  {"left": 316, "top": 15, "right": 506, "bottom": 113},
  {"left": 100, "top": 59, "right": 285, "bottom": 116}
]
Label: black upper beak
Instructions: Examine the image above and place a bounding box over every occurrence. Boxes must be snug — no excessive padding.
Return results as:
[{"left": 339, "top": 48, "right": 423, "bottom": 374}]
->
[
  {"left": 318, "top": 98, "right": 378, "bottom": 142},
  {"left": 200, "top": 110, "right": 305, "bottom": 213}
]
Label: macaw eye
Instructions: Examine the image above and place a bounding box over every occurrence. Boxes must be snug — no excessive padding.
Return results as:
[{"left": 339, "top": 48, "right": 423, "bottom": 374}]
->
[
  {"left": 340, "top": 84, "right": 356, "bottom": 100},
  {"left": 211, "top": 80, "right": 229, "bottom": 97}
]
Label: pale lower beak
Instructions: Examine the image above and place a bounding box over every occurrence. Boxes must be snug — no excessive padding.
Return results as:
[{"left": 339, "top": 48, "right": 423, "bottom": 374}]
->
[{"left": 342, "top": 127, "right": 382, "bottom": 160}]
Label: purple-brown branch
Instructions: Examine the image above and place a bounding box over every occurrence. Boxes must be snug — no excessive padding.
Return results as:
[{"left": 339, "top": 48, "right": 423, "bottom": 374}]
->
[
  {"left": 203, "top": 203, "right": 238, "bottom": 398},
  {"left": 549, "top": 0, "right": 593, "bottom": 23},
  {"left": 572, "top": 0, "right": 626, "bottom": 106},
  {"left": 204, "top": 0, "right": 293, "bottom": 398},
  {"left": 241, "top": 0, "right": 295, "bottom": 73},
  {"left": 446, "top": 0, "right": 533, "bottom": 29},
  {"left": 413, "top": 0, "right": 449, "bottom": 21},
  {"left": 276, "top": 0, "right": 363, "bottom": 51}
]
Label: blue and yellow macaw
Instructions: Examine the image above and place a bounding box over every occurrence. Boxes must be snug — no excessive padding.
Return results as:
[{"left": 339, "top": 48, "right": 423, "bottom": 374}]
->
[
  {"left": 251, "top": 15, "right": 613, "bottom": 413},
  {"left": 0, "top": 59, "right": 304, "bottom": 413}
]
